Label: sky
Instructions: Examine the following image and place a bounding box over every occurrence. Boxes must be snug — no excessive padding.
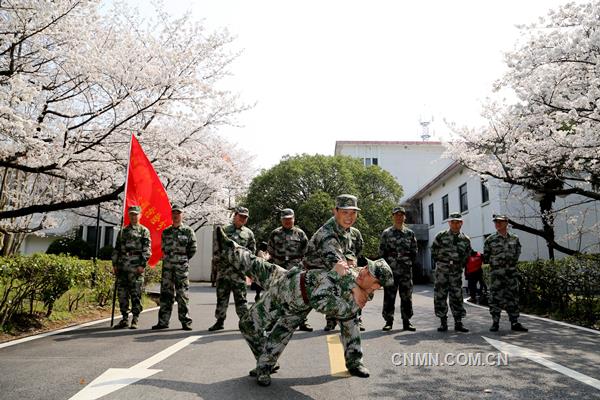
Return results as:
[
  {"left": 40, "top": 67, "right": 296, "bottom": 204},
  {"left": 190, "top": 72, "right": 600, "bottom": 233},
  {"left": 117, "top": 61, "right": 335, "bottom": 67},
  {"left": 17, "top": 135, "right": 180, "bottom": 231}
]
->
[{"left": 160, "top": 0, "right": 583, "bottom": 172}]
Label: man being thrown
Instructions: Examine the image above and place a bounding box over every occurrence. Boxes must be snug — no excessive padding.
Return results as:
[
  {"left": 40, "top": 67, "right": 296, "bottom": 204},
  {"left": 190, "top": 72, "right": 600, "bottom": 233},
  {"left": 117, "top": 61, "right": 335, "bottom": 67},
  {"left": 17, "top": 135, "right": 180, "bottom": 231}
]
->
[{"left": 215, "top": 226, "right": 393, "bottom": 387}]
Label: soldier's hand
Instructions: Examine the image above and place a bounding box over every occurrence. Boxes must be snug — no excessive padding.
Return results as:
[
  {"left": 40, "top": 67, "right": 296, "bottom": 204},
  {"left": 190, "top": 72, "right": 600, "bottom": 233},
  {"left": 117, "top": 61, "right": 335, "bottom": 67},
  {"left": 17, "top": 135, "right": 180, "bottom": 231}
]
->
[
  {"left": 351, "top": 287, "right": 369, "bottom": 308},
  {"left": 136, "top": 266, "right": 144, "bottom": 275},
  {"left": 334, "top": 260, "right": 349, "bottom": 276},
  {"left": 113, "top": 267, "right": 118, "bottom": 275}
]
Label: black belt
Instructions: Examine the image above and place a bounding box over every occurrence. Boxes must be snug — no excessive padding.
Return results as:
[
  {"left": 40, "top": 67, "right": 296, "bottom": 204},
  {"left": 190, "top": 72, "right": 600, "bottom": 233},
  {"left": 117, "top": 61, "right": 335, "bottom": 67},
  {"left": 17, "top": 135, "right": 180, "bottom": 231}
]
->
[{"left": 300, "top": 272, "right": 309, "bottom": 305}]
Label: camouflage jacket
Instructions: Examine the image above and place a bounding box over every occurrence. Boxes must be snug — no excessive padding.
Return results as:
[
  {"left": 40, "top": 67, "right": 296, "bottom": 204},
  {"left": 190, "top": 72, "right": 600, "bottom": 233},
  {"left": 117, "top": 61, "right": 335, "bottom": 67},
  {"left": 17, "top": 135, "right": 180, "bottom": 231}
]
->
[
  {"left": 161, "top": 224, "right": 197, "bottom": 265},
  {"left": 275, "top": 266, "right": 361, "bottom": 319},
  {"left": 268, "top": 226, "right": 308, "bottom": 269},
  {"left": 431, "top": 229, "right": 472, "bottom": 268},
  {"left": 112, "top": 224, "right": 152, "bottom": 272},
  {"left": 483, "top": 232, "right": 521, "bottom": 267},
  {"left": 303, "top": 217, "right": 363, "bottom": 271},
  {"left": 378, "top": 225, "right": 417, "bottom": 273},
  {"left": 217, "top": 224, "right": 256, "bottom": 279}
]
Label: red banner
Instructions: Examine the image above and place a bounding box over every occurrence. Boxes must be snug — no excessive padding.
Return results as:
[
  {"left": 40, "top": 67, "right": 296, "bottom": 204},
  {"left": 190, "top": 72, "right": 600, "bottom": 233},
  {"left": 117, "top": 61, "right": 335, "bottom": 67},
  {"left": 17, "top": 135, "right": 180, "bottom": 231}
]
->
[{"left": 123, "top": 135, "right": 172, "bottom": 266}]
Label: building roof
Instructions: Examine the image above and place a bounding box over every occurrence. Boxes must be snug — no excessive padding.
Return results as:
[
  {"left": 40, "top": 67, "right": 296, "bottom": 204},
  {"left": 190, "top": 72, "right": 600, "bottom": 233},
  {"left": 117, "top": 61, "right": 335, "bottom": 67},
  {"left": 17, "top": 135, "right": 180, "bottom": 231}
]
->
[
  {"left": 334, "top": 140, "right": 444, "bottom": 154},
  {"left": 402, "top": 160, "right": 462, "bottom": 204}
]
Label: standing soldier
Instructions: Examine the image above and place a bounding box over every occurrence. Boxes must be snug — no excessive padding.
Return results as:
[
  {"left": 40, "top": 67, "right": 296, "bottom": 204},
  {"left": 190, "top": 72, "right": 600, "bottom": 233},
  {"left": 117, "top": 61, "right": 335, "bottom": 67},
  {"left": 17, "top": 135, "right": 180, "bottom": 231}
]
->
[
  {"left": 484, "top": 214, "right": 528, "bottom": 332},
  {"left": 208, "top": 206, "right": 256, "bottom": 331},
  {"left": 152, "top": 205, "right": 197, "bottom": 331},
  {"left": 303, "top": 194, "right": 370, "bottom": 378},
  {"left": 268, "top": 208, "right": 312, "bottom": 331},
  {"left": 112, "top": 205, "right": 152, "bottom": 329},
  {"left": 431, "top": 212, "right": 472, "bottom": 333},
  {"left": 379, "top": 206, "right": 418, "bottom": 332}
]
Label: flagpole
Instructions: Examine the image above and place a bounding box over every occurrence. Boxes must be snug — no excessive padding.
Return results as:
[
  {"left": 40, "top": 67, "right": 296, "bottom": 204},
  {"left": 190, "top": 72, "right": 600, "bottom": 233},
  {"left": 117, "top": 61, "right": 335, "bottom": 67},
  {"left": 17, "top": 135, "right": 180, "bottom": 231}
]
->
[{"left": 111, "top": 133, "right": 135, "bottom": 327}]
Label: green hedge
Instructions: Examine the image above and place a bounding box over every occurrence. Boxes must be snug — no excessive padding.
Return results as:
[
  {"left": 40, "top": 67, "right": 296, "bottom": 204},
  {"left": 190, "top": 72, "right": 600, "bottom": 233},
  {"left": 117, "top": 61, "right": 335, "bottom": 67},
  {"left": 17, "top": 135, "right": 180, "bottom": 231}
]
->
[
  {"left": 0, "top": 254, "right": 163, "bottom": 328},
  {"left": 484, "top": 255, "right": 600, "bottom": 329}
]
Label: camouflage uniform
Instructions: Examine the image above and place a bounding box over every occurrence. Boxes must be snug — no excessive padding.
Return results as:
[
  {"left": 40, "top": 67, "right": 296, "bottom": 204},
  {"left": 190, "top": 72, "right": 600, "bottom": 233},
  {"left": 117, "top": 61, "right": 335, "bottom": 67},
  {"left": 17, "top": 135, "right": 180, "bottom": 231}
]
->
[
  {"left": 157, "top": 223, "right": 197, "bottom": 327},
  {"left": 219, "top": 236, "right": 392, "bottom": 379},
  {"left": 112, "top": 223, "right": 151, "bottom": 323},
  {"left": 214, "top": 223, "right": 256, "bottom": 321},
  {"left": 267, "top": 225, "right": 308, "bottom": 270},
  {"left": 379, "top": 224, "right": 417, "bottom": 323},
  {"left": 431, "top": 228, "right": 472, "bottom": 321},
  {"left": 304, "top": 213, "right": 364, "bottom": 369},
  {"left": 484, "top": 231, "right": 521, "bottom": 323}
]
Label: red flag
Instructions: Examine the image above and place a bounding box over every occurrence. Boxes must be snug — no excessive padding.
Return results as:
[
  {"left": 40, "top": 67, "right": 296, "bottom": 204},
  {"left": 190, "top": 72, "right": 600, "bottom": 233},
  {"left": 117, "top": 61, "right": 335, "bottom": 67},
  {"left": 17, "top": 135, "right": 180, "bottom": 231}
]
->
[{"left": 123, "top": 135, "right": 172, "bottom": 266}]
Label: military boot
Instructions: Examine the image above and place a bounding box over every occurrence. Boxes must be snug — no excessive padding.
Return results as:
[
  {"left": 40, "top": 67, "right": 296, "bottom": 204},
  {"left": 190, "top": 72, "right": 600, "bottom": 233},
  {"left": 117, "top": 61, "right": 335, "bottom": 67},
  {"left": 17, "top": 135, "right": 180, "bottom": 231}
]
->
[
  {"left": 358, "top": 318, "right": 365, "bottom": 332},
  {"left": 256, "top": 367, "right": 271, "bottom": 386},
  {"left": 152, "top": 323, "right": 169, "bottom": 330},
  {"left": 437, "top": 317, "right": 448, "bottom": 332},
  {"left": 298, "top": 322, "right": 313, "bottom": 332},
  {"left": 489, "top": 321, "right": 500, "bottom": 332},
  {"left": 347, "top": 363, "right": 370, "bottom": 378},
  {"left": 324, "top": 319, "right": 337, "bottom": 331},
  {"left": 403, "top": 319, "right": 416, "bottom": 332},
  {"left": 382, "top": 320, "right": 393, "bottom": 331},
  {"left": 208, "top": 318, "right": 225, "bottom": 331},
  {"left": 113, "top": 319, "right": 129, "bottom": 329},
  {"left": 182, "top": 322, "right": 193, "bottom": 331},
  {"left": 129, "top": 316, "right": 139, "bottom": 329},
  {"left": 454, "top": 320, "right": 469, "bottom": 333},
  {"left": 249, "top": 363, "right": 280, "bottom": 377},
  {"left": 511, "top": 322, "right": 528, "bottom": 332}
]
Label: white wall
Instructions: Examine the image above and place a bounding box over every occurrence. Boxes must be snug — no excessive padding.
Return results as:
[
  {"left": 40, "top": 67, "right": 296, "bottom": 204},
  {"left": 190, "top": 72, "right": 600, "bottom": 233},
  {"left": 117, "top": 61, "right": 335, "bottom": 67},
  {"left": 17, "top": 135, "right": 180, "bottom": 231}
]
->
[
  {"left": 336, "top": 142, "right": 454, "bottom": 201},
  {"left": 20, "top": 236, "right": 55, "bottom": 255},
  {"left": 189, "top": 225, "right": 214, "bottom": 282}
]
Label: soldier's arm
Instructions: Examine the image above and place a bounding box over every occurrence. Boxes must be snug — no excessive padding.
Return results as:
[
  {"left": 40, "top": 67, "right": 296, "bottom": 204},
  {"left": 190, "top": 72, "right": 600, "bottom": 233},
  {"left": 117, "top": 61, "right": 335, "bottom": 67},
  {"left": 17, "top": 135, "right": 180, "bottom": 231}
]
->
[
  {"left": 354, "top": 230, "right": 364, "bottom": 257},
  {"left": 141, "top": 228, "right": 152, "bottom": 266},
  {"left": 378, "top": 232, "right": 386, "bottom": 259},
  {"left": 247, "top": 231, "right": 257, "bottom": 254},
  {"left": 161, "top": 229, "right": 168, "bottom": 259},
  {"left": 187, "top": 227, "right": 198, "bottom": 259},
  {"left": 410, "top": 231, "right": 418, "bottom": 263},
  {"left": 267, "top": 231, "right": 276, "bottom": 257},
  {"left": 483, "top": 237, "right": 491, "bottom": 264},
  {"left": 514, "top": 236, "right": 522, "bottom": 264},
  {"left": 431, "top": 232, "right": 442, "bottom": 261},
  {"left": 320, "top": 235, "right": 347, "bottom": 270},
  {"left": 299, "top": 231, "right": 309, "bottom": 257},
  {"left": 112, "top": 230, "right": 123, "bottom": 272}
]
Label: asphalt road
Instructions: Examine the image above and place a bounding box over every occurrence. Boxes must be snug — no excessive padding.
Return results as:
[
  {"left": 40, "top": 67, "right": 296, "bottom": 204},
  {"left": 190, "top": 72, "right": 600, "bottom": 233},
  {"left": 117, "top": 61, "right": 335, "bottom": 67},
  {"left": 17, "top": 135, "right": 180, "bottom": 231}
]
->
[{"left": 0, "top": 283, "right": 598, "bottom": 400}]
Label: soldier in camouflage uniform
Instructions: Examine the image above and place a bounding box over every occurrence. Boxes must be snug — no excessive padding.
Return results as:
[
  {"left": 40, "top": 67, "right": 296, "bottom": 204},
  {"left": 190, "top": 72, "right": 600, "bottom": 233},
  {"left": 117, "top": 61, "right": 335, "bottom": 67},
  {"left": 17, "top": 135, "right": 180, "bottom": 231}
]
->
[
  {"left": 431, "top": 212, "right": 472, "bottom": 333},
  {"left": 379, "top": 206, "right": 418, "bottom": 332},
  {"left": 214, "top": 226, "right": 393, "bottom": 386},
  {"left": 303, "top": 194, "right": 370, "bottom": 377},
  {"left": 268, "top": 208, "right": 312, "bottom": 331},
  {"left": 484, "top": 214, "right": 528, "bottom": 332},
  {"left": 325, "top": 226, "right": 365, "bottom": 331},
  {"left": 208, "top": 206, "right": 256, "bottom": 331},
  {"left": 112, "top": 205, "right": 152, "bottom": 329},
  {"left": 152, "top": 205, "right": 197, "bottom": 331}
]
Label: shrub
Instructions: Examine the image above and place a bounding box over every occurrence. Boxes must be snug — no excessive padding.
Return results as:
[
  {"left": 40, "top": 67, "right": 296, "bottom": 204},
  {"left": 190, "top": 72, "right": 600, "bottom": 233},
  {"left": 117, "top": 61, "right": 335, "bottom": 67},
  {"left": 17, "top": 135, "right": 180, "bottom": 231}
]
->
[{"left": 46, "top": 237, "right": 93, "bottom": 259}]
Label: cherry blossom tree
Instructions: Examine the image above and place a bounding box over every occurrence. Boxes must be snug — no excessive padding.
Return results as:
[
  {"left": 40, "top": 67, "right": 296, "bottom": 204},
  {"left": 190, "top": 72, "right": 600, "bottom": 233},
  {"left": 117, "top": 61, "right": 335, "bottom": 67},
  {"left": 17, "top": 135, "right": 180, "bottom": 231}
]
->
[
  {"left": 0, "top": 0, "right": 252, "bottom": 252},
  {"left": 446, "top": 1, "right": 600, "bottom": 257}
]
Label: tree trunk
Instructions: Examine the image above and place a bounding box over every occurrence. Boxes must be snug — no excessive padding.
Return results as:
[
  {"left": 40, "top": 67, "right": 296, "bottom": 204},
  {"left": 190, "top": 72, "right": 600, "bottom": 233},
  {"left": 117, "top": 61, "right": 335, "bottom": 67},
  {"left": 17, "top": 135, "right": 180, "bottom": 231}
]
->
[{"left": 539, "top": 194, "right": 556, "bottom": 260}]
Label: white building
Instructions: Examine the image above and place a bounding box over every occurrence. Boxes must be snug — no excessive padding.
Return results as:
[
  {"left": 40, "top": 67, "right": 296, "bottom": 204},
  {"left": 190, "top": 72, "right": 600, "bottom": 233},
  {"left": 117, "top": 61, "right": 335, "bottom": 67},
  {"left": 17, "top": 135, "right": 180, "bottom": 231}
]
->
[
  {"left": 334, "top": 141, "right": 454, "bottom": 202},
  {"left": 403, "top": 161, "right": 600, "bottom": 278}
]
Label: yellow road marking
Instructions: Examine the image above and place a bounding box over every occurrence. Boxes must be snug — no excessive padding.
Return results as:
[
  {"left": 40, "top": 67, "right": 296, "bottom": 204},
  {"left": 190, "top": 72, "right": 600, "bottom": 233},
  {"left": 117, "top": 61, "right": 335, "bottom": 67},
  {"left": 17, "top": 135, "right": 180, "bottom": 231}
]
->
[{"left": 326, "top": 334, "right": 350, "bottom": 377}]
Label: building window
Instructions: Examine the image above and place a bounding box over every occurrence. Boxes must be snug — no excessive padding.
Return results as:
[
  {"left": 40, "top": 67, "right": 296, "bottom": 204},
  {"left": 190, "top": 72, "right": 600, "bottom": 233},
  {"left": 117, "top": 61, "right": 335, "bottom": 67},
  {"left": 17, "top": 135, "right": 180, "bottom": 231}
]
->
[
  {"left": 104, "top": 226, "right": 114, "bottom": 247},
  {"left": 362, "top": 157, "right": 378, "bottom": 166},
  {"left": 442, "top": 194, "right": 449, "bottom": 220},
  {"left": 459, "top": 183, "right": 468, "bottom": 212},
  {"left": 428, "top": 203, "right": 434, "bottom": 226},
  {"left": 481, "top": 178, "right": 489, "bottom": 203}
]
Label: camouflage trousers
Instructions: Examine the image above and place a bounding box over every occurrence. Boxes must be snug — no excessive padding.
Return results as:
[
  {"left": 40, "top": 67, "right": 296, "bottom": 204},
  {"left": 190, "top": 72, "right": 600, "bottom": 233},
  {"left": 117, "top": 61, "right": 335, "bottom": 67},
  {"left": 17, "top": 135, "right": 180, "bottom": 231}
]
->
[
  {"left": 489, "top": 266, "right": 520, "bottom": 322},
  {"left": 433, "top": 263, "right": 466, "bottom": 321},
  {"left": 214, "top": 276, "right": 248, "bottom": 321},
  {"left": 116, "top": 270, "right": 144, "bottom": 320},
  {"left": 382, "top": 271, "right": 413, "bottom": 322},
  {"left": 232, "top": 247, "right": 364, "bottom": 370},
  {"left": 157, "top": 262, "right": 192, "bottom": 326}
]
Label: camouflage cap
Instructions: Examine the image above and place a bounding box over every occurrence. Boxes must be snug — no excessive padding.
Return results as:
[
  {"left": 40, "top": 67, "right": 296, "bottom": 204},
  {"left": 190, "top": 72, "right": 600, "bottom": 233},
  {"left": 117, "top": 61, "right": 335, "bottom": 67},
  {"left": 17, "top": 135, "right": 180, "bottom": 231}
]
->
[
  {"left": 127, "top": 205, "right": 141, "bottom": 214},
  {"left": 335, "top": 194, "right": 361, "bottom": 211},
  {"left": 492, "top": 214, "right": 509, "bottom": 221},
  {"left": 234, "top": 206, "right": 249, "bottom": 216},
  {"left": 392, "top": 206, "right": 406, "bottom": 214},
  {"left": 280, "top": 208, "right": 295, "bottom": 219},
  {"left": 448, "top": 212, "right": 463, "bottom": 221},
  {"left": 171, "top": 204, "right": 183, "bottom": 213},
  {"left": 366, "top": 258, "right": 394, "bottom": 287}
]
